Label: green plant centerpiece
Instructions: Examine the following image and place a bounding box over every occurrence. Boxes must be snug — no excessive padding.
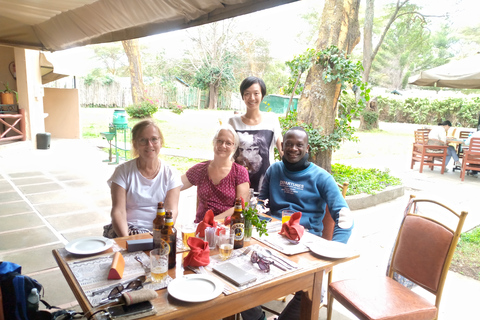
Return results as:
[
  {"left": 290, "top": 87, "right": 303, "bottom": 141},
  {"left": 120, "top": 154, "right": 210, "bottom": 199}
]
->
[{"left": 243, "top": 201, "right": 268, "bottom": 241}]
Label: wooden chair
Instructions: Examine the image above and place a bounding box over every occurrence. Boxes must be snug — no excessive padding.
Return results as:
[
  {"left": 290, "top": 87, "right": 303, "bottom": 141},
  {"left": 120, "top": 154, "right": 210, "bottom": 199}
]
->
[
  {"left": 326, "top": 198, "right": 468, "bottom": 320},
  {"left": 460, "top": 137, "right": 480, "bottom": 181},
  {"left": 457, "top": 131, "right": 474, "bottom": 160},
  {"left": 411, "top": 130, "right": 448, "bottom": 174},
  {"left": 319, "top": 181, "right": 349, "bottom": 309}
]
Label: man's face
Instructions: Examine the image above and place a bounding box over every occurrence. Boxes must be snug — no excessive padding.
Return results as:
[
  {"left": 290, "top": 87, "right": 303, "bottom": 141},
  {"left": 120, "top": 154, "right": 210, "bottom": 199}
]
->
[{"left": 282, "top": 130, "right": 309, "bottom": 163}]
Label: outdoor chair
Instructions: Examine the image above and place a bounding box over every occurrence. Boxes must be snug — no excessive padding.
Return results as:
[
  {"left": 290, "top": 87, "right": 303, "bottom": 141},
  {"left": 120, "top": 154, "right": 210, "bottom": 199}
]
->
[
  {"left": 460, "top": 137, "right": 480, "bottom": 181},
  {"left": 411, "top": 130, "right": 448, "bottom": 174},
  {"left": 457, "top": 130, "right": 474, "bottom": 160},
  {"left": 326, "top": 198, "right": 468, "bottom": 320}
]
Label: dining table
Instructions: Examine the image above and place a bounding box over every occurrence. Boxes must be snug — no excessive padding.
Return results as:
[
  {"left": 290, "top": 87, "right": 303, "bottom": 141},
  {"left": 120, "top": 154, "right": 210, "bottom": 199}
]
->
[{"left": 53, "top": 231, "right": 359, "bottom": 320}]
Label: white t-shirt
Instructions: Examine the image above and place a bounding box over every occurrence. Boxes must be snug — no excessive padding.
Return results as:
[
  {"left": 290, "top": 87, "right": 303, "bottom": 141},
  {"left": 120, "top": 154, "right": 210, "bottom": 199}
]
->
[
  {"left": 228, "top": 113, "right": 282, "bottom": 192},
  {"left": 428, "top": 126, "right": 447, "bottom": 144},
  {"left": 465, "top": 130, "right": 480, "bottom": 146},
  {"left": 108, "top": 159, "right": 182, "bottom": 230}
]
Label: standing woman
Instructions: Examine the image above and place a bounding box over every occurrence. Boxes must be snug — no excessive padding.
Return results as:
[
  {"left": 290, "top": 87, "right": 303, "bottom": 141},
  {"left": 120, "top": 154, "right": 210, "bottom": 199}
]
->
[
  {"left": 228, "top": 76, "right": 283, "bottom": 192},
  {"left": 181, "top": 125, "right": 250, "bottom": 223},
  {"left": 104, "top": 119, "right": 182, "bottom": 238}
]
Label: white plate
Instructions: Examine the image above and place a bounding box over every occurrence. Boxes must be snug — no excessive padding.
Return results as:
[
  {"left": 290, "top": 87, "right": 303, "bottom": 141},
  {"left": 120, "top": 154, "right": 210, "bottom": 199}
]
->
[
  {"left": 168, "top": 274, "right": 224, "bottom": 302},
  {"left": 65, "top": 236, "right": 114, "bottom": 255},
  {"left": 306, "top": 240, "right": 354, "bottom": 259}
]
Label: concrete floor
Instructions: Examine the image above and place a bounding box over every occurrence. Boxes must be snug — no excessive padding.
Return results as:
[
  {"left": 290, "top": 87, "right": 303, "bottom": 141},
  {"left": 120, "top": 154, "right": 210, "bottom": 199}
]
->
[{"left": 1, "top": 137, "right": 479, "bottom": 319}]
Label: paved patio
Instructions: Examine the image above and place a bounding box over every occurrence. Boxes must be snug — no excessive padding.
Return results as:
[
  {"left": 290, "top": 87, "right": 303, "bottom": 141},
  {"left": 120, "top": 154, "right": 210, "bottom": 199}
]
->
[{"left": 1, "top": 136, "right": 479, "bottom": 319}]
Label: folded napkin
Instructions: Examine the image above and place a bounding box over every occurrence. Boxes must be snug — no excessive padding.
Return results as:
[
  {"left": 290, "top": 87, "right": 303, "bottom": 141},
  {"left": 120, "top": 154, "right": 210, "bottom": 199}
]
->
[
  {"left": 279, "top": 211, "right": 304, "bottom": 241},
  {"left": 123, "top": 289, "right": 158, "bottom": 305},
  {"left": 196, "top": 210, "right": 218, "bottom": 238},
  {"left": 183, "top": 237, "right": 210, "bottom": 267}
]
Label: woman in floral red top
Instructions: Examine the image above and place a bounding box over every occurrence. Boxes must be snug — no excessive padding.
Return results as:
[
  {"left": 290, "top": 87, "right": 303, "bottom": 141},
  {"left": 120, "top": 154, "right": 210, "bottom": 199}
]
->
[{"left": 181, "top": 124, "right": 250, "bottom": 223}]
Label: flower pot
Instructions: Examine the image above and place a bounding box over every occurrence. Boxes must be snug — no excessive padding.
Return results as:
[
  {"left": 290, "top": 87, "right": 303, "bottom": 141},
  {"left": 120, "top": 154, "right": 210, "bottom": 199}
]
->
[{"left": 0, "top": 92, "right": 14, "bottom": 105}]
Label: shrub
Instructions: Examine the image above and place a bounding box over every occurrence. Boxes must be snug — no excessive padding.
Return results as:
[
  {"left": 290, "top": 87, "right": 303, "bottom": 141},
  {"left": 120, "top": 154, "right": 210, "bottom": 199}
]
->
[
  {"left": 125, "top": 100, "right": 158, "bottom": 118},
  {"left": 168, "top": 102, "right": 185, "bottom": 115},
  {"left": 331, "top": 163, "right": 402, "bottom": 195}
]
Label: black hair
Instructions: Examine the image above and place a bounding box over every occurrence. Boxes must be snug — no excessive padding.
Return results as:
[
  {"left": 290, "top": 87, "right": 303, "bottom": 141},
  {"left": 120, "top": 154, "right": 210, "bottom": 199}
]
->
[
  {"left": 439, "top": 120, "right": 452, "bottom": 126},
  {"left": 284, "top": 126, "right": 309, "bottom": 144},
  {"left": 240, "top": 76, "right": 266, "bottom": 99}
]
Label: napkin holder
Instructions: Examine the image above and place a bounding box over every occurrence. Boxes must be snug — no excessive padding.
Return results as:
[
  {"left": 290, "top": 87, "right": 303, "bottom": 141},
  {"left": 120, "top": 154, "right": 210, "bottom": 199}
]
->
[{"left": 126, "top": 239, "right": 153, "bottom": 252}]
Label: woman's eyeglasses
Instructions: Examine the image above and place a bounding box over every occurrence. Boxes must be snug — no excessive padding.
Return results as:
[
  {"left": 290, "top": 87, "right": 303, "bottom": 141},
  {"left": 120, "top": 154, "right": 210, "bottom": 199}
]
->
[
  {"left": 107, "top": 279, "right": 143, "bottom": 299},
  {"left": 251, "top": 251, "right": 273, "bottom": 273},
  {"left": 216, "top": 139, "right": 234, "bottom": 148},
  {"left": 138, "top": 137, "right": 160, "bottom": 146}
]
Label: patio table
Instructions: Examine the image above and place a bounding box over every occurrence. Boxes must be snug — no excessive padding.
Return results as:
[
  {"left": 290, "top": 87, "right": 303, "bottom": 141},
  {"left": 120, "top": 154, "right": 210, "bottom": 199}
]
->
[{"left": 52, "top": 233, "right": 358, "bottom": 320}]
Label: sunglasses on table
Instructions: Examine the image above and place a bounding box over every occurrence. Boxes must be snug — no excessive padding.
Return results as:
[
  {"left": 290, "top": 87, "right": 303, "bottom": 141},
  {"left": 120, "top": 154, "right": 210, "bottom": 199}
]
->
[
  {"left": 251, "top": 251, "right": 274, "bottom": 273},
  {"left": 107, "top": 279, "right": 143, "bottom": 299}
]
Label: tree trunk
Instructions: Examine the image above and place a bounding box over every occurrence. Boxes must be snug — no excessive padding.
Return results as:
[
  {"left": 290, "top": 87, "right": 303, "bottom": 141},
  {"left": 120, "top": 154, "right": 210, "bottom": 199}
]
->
[
  {"left": 122, "top": 39, "right": 145, "bottom": 105},
  {"left": 359, "top": 96, "right": 379, "bottom": 130},
  {"left": 363, "top": 0, "right": 374, "bottom": 83},
  {"left": 297, "top": 0, "right": 361, "bottom": 172},
  {"left": 208, "top": 82, "right": 219, "bottom": 110}
]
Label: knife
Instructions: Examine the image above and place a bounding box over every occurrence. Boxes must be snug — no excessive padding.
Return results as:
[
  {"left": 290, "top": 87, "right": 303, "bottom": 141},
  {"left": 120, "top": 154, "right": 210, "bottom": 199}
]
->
[{"left": 263, "top": 240, "right": 285, "bottom": 251}]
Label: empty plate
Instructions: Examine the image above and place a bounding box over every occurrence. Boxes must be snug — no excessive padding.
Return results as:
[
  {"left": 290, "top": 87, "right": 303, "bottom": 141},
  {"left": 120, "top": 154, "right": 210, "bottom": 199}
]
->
[
  {"left": 168, "top": 274, "right": 224, "bottom": 302},
  {"left": 65, "top": 236, "right": 114, "bottom": 255},
  {"left": 306, "top": 240, "right": 354, "bottom": 259}
]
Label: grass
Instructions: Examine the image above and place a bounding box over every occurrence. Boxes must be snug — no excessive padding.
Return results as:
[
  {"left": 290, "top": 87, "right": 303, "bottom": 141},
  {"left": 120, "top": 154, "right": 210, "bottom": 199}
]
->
[{"left": 451, "top": 227, "right": 480, "bottom": 280}]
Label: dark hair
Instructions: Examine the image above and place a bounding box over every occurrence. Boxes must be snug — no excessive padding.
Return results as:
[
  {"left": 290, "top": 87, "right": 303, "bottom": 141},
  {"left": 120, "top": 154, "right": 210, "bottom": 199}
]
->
[
  {"left": 240, "top": 76, "right": 266, "bottom": 99},
  {"left": 439, "top": 120, "right": 452, "bottom": 126},
  {"left": 284, "top": 126, "right": 309, "bottom": 144}
]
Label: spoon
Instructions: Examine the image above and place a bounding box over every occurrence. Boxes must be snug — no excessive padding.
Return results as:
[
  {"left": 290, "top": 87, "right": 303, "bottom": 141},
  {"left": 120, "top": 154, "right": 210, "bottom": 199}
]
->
[
  {"left": 135, "top": 255, "right": 151, "bottom": 273},
  {"left": 264, "top": 249, "right": 296, "bottom": 269}
]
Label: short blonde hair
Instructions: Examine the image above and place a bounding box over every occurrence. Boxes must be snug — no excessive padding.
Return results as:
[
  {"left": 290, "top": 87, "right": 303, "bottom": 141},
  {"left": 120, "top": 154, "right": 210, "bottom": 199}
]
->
[
  {"left": 131, "top": 119, "right": 164, "bottom": 158},
  {"left": 212, "top": 124, "right": 239, "bottom": 156}
]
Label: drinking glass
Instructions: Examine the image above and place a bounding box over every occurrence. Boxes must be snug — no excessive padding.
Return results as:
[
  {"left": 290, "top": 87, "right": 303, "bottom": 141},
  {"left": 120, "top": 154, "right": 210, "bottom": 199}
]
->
[
  {"left": 282, "top": 210, "right": 295, "bottom": 224},
  {"left": 217, "top": 231, "right": 234, "bottom": 261},
  {"left": 181, "top": 223, "right": 197, "bottom": 249},
  {"left": 150, "top": 240, "right": 170, "bottom": 283}
]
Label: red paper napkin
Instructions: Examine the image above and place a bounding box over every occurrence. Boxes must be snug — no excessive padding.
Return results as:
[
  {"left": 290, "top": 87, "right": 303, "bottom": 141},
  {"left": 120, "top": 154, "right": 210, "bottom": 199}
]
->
[
  {"left": 196, "top": 209, "right": 218, "bottom": 238},
  {"left": 279, "top": 211, "right": 304, "bottom": 241},
  {"left": 183, "top": 237, "right": 210, "bottom": 267}
]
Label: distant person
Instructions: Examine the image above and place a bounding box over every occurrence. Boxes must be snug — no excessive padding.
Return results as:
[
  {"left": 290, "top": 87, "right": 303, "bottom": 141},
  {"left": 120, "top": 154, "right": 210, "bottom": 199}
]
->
[
  {"left": 427, "top": 120, "right": 461, "bottom": 172},
  {"left": 104, "top": 119, "right": 182, "bottom": 238},
  {"left": 181, "top": 125, "right": 250, "bottom": 222},
  {"left": 228, "top": 76, "right": 283, "bottom": 193}
]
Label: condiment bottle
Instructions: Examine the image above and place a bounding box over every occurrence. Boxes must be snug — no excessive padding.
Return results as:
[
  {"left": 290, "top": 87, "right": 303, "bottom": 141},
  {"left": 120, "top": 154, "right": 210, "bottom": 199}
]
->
[
  {"left": 153, "top": 202, "right": 165, "bottom": 248},
  {"left": 230, "top": 198, "right": 245, "bottom": 249},
  {"left": 27, "top": 288, "right": 39, "bottom": 319},
  {"left": 161, "top": 210, "right": 177, "bottom": 269}
]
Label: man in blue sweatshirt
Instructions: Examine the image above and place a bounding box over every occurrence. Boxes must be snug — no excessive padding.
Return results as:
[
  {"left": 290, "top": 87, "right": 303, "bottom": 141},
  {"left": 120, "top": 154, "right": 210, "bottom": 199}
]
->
[
  {"left": 259, "top": 126, "right": 353, "bottom": 243},
  {"left": 257, "top": 126, "right": 354, "bottom": 320}
]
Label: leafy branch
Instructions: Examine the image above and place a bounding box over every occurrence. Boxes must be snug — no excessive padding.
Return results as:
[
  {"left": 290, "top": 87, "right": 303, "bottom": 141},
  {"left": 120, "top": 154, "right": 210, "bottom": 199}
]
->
[{"left": 243, "top": 202, "right": 268, "bottom": 237}]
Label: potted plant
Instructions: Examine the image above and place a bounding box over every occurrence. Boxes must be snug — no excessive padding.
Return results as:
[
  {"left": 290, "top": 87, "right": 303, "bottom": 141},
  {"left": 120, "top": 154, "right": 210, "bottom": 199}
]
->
[
  {"left": 243, "top": 201, "right": 268, "bottom": 241},
  {"left": 1, "top": 82, "right": 17, "bottom": 105}
]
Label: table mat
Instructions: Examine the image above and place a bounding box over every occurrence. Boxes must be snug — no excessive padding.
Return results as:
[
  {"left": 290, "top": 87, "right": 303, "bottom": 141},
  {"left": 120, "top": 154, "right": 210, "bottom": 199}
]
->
[
  {"left": 67, "top": 251, "right": 172, "bottom": 307},
  {"left": 189, "top": 244, "right": 300, "bottom": 295}
]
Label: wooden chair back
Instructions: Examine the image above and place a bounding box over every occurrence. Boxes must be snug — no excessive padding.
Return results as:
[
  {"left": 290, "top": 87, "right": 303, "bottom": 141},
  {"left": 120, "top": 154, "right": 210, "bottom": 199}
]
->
[
  {"left": 411, "top": 130, "right": 448, "bottom": 174},
  {"left": 321, "top": 182, "right": 349, "bottom": 241},
  {"left": 327, "top": 197, "right": 468, "bottom": 320},
  {"left": 390, "top": 199, "right": 467, "bottom": 305},
  {"left": 459, "top": 131, "right": 473, "bottom": 139},
  {"left": 460, "top": 137, "right": 480, "bottom": 181}
]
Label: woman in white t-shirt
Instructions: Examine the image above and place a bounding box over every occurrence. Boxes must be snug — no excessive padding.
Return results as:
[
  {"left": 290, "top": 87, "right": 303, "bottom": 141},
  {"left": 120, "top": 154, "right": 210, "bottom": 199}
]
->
[
  {"left": 228, "top": 76, "right": 283, "bottom": 192},
  {"left": 104, "top": 119, "right": 182, "bottom": 238}
]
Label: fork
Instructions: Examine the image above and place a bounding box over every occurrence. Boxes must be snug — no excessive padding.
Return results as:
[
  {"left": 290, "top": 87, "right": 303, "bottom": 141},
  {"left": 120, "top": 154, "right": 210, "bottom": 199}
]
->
[{"left": 240, "top": 247, "right": 252, "bottom": 256}]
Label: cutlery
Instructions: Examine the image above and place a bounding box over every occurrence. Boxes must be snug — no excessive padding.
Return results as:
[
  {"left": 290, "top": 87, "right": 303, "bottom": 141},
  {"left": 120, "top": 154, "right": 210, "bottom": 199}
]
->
[
  {"left": 263, "top": 240, "right": 285, "bottom": 251},
  {"left": 240, "top": 247, "right": 252, "bottom": 256},
  {"left": 256, "top": 252, "right": 287, "bottom": 271},
  {"left": 264, "top": 249, "right": 296, "bottom": 269},
  {"left": 135, "top": 255, "right": 151, "bottom": 273}
]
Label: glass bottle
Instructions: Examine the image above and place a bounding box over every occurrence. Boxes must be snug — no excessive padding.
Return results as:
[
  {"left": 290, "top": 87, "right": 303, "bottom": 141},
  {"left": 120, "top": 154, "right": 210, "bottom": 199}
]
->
[
  {"left": 161, "top": 210, "right": 177, "bottom": 269},
  {"left": 248, "top": 188, "right": 257, "bottom": 209},
  {"left": 230, "top": 198, "right": 245, "bottom": 249},
  {"left": 153, "top": 202, "right": 165, "bottom": 248}
]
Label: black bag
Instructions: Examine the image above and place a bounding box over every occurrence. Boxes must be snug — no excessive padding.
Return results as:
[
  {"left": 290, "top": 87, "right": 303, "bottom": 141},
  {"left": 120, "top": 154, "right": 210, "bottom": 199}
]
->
[{"left": 0, "top": 261, "right": 43, "bottom": 320}]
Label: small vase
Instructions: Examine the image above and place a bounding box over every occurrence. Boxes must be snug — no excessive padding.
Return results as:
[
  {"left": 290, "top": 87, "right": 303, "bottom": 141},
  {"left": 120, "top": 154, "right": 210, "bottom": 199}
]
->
[{"left": 244, "top": 219, "right": 253, "bottom": 242}]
